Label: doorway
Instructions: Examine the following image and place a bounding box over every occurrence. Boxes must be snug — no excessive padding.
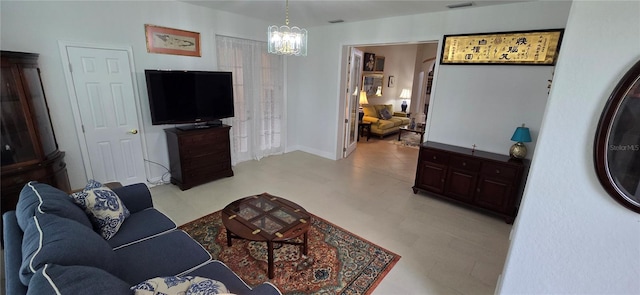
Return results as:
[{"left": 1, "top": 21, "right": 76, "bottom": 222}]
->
[
  {"left": 59, "top": 42, "right": 148, "bottom": 186},
  {"left": 339, "top": 41, "right": 439, "bottom": 159}
]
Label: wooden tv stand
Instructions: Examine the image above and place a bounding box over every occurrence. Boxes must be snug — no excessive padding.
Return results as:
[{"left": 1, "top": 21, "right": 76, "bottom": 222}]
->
[
  {"left": 165, "top": 126, "right": 233, "bottom": 190},
  {"left": 413, "top": 141, "right": 528, "bottom": 223}
]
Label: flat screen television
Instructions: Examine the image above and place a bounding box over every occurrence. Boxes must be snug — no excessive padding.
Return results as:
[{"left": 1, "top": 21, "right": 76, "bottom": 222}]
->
[{"left": 145, "top": 69, "right": 234, "bottom": 129}]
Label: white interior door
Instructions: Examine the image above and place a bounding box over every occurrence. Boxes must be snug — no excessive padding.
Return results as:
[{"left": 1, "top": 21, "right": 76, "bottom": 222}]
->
[
  {"left": 63, "top": 45, "right": 146, "bottom": 185},
  {"left": 343, "top": 47, "right": 364, "bottom": 157}
]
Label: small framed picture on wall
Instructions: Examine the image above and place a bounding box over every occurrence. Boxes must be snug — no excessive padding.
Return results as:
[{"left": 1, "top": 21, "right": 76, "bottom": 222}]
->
[
  {"left": 364, "top": 53, "right": 375, "bottom": 71},
  {"left": 388, "top": 76, "right": 396, "bottom": 88},
  {"left": 374, "top": 56, "right": 385, "bottom": 72}
]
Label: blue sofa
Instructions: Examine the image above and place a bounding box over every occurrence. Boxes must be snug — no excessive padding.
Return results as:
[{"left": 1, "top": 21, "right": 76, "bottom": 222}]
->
[{"left": 3, "top": 181, "right": 282, "bottom": 295}]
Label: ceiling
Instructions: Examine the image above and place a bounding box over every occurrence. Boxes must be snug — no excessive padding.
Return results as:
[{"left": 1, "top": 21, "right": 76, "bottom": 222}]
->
[{"left": 182, "top": 0, "right": 536, "bottom": 28}]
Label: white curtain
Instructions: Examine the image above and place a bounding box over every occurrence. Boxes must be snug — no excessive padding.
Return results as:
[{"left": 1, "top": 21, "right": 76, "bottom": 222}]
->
[{"left": 216, "top": 35, "right": 285, "bottom": 165}]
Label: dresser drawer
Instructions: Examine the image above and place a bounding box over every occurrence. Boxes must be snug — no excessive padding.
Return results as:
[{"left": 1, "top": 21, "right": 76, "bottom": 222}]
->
[
  {"left": 449, "top": 156, "right": 481, "bottom": 172},
  {"left": 182, "top": 152, "right": 231, "bottom": 170},
  {"left": 180, "top": 131, "right": 228, "bottom": 146},
  {"left": 181, "top": 143, "right": 229, "bottom": 158},
  {"left": 422, "top": 149, "right": 449, "bottom": 165},
  {"left": 480, "top": 162, "right": 517, "bottom": 180},
  {"left": 184, "top": 162, "right": 232, "bottom": 180}
]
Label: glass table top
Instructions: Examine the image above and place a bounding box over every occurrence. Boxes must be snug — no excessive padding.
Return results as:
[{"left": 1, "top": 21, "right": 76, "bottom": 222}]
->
[{"left": 224, "top": 193, "right": 309, "bottom": 239}]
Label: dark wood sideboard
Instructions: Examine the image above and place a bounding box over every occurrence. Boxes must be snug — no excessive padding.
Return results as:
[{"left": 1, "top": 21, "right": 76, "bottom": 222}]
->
[
  {"left": 413, "top": 141, "right": 528, "bottom": 223},
  {"left": 165, "top": 126, "right": 233, "bottom": 190}
]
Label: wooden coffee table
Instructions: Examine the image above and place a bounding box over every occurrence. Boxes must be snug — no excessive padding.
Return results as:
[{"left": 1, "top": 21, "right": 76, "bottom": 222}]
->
[
  {"left": 398, "top": 124, "right": 425, "bottom": 143},
  {"left": 221, "top": 193, "right": 310, "bottom": 279}
]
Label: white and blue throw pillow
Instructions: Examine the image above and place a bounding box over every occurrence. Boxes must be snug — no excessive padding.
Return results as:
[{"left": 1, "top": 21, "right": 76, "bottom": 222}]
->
[
  {"left": 70, "top": 179, "right": 130, "bottom": 240},
  {"left": 131, "top": 275, "right": 231, "bottom": 295}
]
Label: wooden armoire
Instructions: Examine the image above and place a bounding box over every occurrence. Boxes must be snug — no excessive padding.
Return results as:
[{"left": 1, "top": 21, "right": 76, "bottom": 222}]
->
[{"left": 1, "top": 51, "right": 70, "bottom": 215}]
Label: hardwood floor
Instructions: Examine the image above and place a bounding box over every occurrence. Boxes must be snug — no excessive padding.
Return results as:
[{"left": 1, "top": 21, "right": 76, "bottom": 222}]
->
[{"left": 150, "top": 135, "right": 512, "bottom": 294}]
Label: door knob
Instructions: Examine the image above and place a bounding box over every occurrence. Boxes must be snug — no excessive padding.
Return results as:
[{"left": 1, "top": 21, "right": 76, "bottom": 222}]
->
[{"left": 128, "top": 129, "right": 138, "bottom": 134}]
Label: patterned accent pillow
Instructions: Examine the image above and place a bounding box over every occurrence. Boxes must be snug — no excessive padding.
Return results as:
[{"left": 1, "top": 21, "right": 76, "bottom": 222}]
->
[
  {"left": 379, "top": 108, "right": 393, "bottom": 120},
  {"left": 131, "top": 276, "right": 231, "bottom": 295},
  {"left": 70, "top": 179, "right": 130, "bottom": 240}
]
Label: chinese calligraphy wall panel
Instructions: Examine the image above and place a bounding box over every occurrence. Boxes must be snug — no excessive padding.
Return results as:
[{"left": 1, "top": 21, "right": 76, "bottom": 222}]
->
[{"left": 441, "top": 29, "right": 564, "bottom": 65}]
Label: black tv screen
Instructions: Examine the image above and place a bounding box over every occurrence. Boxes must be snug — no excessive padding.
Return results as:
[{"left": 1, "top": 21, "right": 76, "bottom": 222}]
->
[{"left": 145, "top": 70, "right": 234, "bottom": 125}]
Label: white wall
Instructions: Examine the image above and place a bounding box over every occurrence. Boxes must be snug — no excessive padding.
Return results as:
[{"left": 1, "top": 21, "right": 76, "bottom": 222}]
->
[
  {"left": 287, "top": 1, "right": 571, "bottom": 160},
  {"left": 0, "top": 1, "right": 271, "bottom": 188},
  {"left": 429, "top": 65, "right": 553, "bottom": 158},
  {"left": 499, "top": 1, "right": 640, "bottom": 293}
]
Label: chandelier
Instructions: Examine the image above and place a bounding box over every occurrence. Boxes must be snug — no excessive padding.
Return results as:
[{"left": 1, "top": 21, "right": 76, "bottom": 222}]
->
[{"left": 268, "top": 0, "right": 307, "bottom": 56}]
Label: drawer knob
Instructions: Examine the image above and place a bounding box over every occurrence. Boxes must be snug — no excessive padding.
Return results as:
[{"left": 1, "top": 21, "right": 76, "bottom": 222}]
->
[
  {"left": 496, "top": 169, "right": 501, "bottom": 174},
  {"left": 477, "top": 188, "right": 481, "bottom": 192},
  {"left": 433, "top": 156, "right": 437, "bottom": 160},
  {"left": 441, "top": 179, "right": 445, "bottom": 183},
  {"left": 462, "top": 162, "right": 467, "bottom": 166}
]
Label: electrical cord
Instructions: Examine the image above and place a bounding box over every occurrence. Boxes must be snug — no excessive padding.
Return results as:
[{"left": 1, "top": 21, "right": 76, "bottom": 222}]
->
[{"left": 144, "top": 159, "right": 171, "bottom": 186}]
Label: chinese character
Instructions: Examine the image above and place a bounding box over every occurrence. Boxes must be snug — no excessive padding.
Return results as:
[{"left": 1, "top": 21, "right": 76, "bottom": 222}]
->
[
  {"left": 478, "top": 39, "right": 487, "bottom": 45},
  {"left": 465, "top": 54, "right": 473, "bottom": 60},
  {"left": 472, "top": 46, "right": 481, "bottom": 53},
  {"left": 508, "top": 46, "right": 519, "bottom": 53},
  {"left": 499, "top": 54, "right": 510, "bottom": 60},
  {"left": 515, "top": 37, "right": 527, "bottom": 45}
]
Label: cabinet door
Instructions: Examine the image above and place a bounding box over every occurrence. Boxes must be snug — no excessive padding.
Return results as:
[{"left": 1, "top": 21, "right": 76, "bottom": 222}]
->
[
  {"left": 21, "top": 65, "right": 57, "bottom": 156},
  {"left": 445, "top": 168, "right": 477, "bottom": 202},
  {"left": 0, "top": 65, "right": 38, "bottom": 166},
  {"left": 417, "top": 161, "right": 447, "bottom": 193},
  {"left": 474, "top": 176, "right": 512, "bottom": 213},
  {"left": 444, "top": 156, "right": 480, "bottom": 202},
  {"left": 475, "top": 162, "right": 518, "bottom": 213},
  {"left": 474, "top": 162, "right": 520, "bottom": 214}
]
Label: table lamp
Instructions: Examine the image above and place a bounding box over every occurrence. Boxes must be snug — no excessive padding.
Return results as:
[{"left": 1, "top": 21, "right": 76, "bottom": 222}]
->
[
  {"left": 399, "top": 88, "right": 411, "bottom": 112},
  {"left": 358, "top": 90, "right": 368, "bottom": 121},
  {"left": 509, "top": 124, "right": 532, "bottom": 159}
]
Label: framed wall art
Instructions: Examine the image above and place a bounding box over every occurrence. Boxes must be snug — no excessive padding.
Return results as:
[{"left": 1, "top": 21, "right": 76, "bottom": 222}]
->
[
  {"left": 388, "top": 75, "right": 395, "bottom": 88},
  {"left": 145, "top": 24, "right": 201, "bottom": 57},
  {"left": 374, "top": 56, "right": 385, "bottom": 72},
  {"left": 440, "top": 29, "right": 564, "bottom": 65},
  {"left": 363, "top": 73, "right": 383, "bottom": 98},
  {"left": 364, "top": 53, "right": 376, "bottom": 71}
]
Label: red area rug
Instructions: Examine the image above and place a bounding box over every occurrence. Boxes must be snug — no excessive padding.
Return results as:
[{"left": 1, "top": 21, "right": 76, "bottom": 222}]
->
[{"left": 179, "top": 211, "right": 400, "bottom": 295}]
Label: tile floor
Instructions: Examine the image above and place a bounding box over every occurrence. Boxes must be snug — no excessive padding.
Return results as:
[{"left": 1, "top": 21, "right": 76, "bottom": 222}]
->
[{"left": 150, "top": 136, "right": 512, "bottom": 295}]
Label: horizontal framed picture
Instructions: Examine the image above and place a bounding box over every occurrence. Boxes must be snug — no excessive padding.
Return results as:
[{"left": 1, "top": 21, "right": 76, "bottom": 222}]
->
[
  {"left": 440, "top": 29, "right": 564, "bottom": 65},
  {"left": 145, "top": 24, "right": 201, "bottom": 57}
]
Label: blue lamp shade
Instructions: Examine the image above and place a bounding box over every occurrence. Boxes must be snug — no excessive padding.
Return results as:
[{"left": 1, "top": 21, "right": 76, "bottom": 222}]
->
[{"left": 511, "top": 127, "right": 532, "bottom": 143}]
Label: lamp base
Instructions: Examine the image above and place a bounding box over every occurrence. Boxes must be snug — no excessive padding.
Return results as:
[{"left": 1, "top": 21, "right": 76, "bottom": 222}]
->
[
  {"left": 358, "top": 111, "right": 364, "bottom": 122},
  {"left": 509, "top": 142, "right": 527, "bottom": 159}
]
